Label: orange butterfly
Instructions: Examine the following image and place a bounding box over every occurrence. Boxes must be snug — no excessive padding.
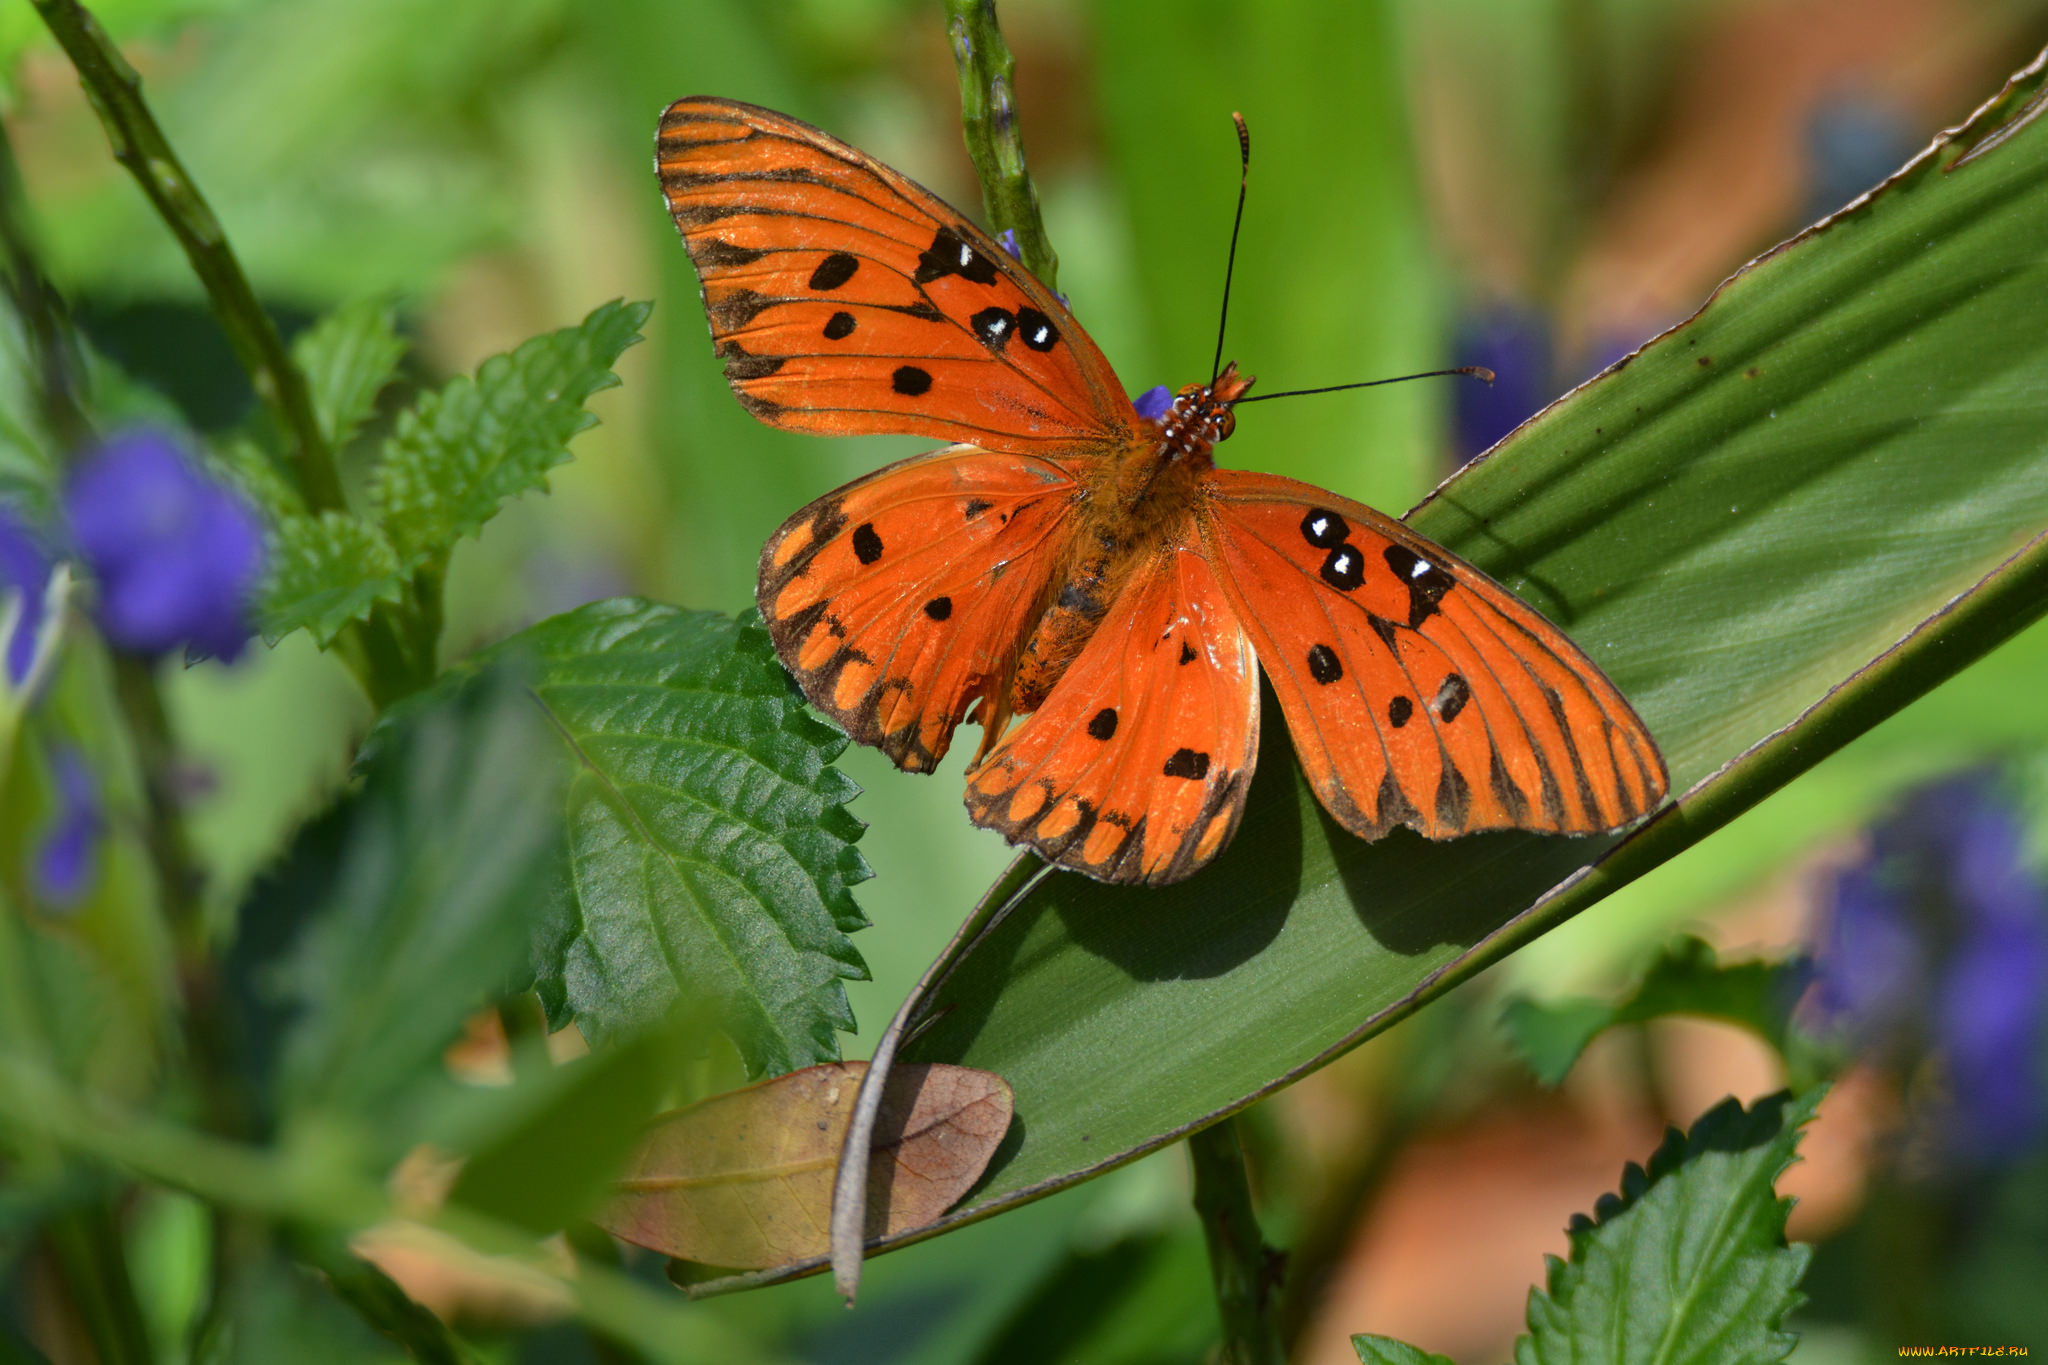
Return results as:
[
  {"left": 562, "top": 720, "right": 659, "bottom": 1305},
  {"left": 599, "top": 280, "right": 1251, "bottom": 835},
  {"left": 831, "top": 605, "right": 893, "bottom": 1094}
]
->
[{"left": 656, "top": 97, "right": 1668, "bottom": 885}]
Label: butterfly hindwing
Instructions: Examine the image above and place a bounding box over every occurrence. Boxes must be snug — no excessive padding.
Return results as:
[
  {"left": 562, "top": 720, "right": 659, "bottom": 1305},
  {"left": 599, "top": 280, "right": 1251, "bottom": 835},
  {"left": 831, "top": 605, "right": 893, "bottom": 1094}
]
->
[
  {"left": 759, "top": 445, "right": 1080, "bottom": 773},
  {"left": 658, "top": 97, "right": 1137, "bottom": 456},
  {"left": 964, "top": 529, "right": 1259, "bottom": 885},
  {"left": 1202, "top": 471, "right": 1667, "bottom": 842}
]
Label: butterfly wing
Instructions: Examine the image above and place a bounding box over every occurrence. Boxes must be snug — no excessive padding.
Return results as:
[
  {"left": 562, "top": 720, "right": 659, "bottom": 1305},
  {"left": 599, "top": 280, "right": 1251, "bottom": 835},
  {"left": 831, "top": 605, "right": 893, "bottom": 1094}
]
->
[
  {"left": 1201, "top": 471, "right": 1666, "bottom": 841},
  {"left": 964, "top": 527, "right": 1259, "bottom": 885},
  {"left": 658, "top": 97, "right": 1138, "bottom": 457},
  {"left": 759, "top": 444, "right": 1080, "bottom": 773}
]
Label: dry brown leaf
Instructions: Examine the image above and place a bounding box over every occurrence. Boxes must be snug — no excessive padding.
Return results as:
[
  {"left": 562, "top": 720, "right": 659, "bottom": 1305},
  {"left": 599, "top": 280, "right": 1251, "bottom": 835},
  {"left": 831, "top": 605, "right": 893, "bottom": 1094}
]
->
[{"left": 594, "top": 1061, "right": 1012, "bottom": 1269}]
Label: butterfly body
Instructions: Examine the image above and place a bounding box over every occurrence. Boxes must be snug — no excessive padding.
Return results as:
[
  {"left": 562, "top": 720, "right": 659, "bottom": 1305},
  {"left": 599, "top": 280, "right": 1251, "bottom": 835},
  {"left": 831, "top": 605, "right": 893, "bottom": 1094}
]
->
[{"left": 662, "top": 96, "right": 1669, "bottom": 885}]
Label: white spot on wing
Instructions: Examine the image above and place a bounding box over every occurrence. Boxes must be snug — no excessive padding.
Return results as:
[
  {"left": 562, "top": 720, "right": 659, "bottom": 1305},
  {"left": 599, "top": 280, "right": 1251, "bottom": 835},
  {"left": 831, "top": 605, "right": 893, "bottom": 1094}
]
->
[{"left": 1409, "top": 558, "right": 1432, "bottom": 579}]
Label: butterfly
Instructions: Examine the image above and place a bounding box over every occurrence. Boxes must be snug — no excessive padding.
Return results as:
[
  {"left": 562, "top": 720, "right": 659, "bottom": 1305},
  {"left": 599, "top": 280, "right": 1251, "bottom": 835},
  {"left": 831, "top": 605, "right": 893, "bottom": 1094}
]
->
[{"left": 656, "top": 96, "right": 1668, "bottom": 886}]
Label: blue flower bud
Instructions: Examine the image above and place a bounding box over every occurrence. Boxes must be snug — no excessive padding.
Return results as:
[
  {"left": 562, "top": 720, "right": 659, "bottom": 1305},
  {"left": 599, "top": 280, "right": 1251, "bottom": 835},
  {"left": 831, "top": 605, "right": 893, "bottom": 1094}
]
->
[
  {"left": 34, "top": 745, "right": 102, "bottom": 910},
  {"left": 1133, "top": 385, "right": 1172, "bottom": 421},
  {"left": 63, "top": 430, "right": 264, "bottom": 662},
  {"left": 0, "top": 505, "right": 51, "bottom": 685}
]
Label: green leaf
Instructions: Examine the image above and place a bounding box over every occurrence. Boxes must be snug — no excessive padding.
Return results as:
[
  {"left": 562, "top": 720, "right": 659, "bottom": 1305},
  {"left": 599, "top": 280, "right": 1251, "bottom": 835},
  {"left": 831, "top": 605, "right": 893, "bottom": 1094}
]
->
[
  {"left": 369, "top": 299, "right": 648, "bottom": 569},
  {"left": 1514, "top": 1088, "right": 1823, "bottom": 1365},
  {"left": 291, "top": 297, "right": 408, "bottom": 451},
  {"left": 1352, "top": 1336, "right": 1458, "bottom": 1365},
  {"left": 1501, "top": 936, "right": 1808, "bottom": 1087},
  {"left": 215, "top": 1257, "right": 406, "bottom": 1365},
  {"left": 470, "top": 600, "right": 871, "bottom": 1078},
  {"left": 229, "top": 669, "right": 565, "bottom": 1137},
  {"left": 256, "top": 512, "right": 406, "bottom": 647},
  {"left": 810, "top": 46, "right": 2048, "bottom": 1267}
]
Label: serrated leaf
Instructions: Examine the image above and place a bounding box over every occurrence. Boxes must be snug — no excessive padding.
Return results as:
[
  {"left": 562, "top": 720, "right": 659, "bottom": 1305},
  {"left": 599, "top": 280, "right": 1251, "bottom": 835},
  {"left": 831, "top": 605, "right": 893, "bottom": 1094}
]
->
[
  {"left": 370, "top": 299, "right": 648, "bottom": 568},
  {"left": 474, "top": 599, "right": 871, "bottom": 1078},
  {"left": 292, "top": 297, "right": 408, "bottom": 451},
  {"left": 209, "top": 433, "right": 306, "bottom": 524},
  {"left": 1352, "top": 1336, "right": 1458, "bottom": 1365},
  {"left": 598, "top": 1061, "right": 1011, "bottom": 1269},
  {"left": 1514, "top": 1088, "right": 1824, "bottom": 1365},
  {"left": 257, "top": 511, "right": 406, "bottom": 647},
  {"left": 1501, "top": 937, "right": 1808, "bottom": 1087},
  {"left": 228, "top": 670, "right": 565, "bottom": 1139}
]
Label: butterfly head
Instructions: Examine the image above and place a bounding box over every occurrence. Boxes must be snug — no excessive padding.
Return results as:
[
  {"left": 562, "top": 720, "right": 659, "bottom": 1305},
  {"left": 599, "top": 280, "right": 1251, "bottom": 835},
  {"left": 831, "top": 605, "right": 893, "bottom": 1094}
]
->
[{"left": 1158, "top": 362, "right": 1256, "bottom": 468}]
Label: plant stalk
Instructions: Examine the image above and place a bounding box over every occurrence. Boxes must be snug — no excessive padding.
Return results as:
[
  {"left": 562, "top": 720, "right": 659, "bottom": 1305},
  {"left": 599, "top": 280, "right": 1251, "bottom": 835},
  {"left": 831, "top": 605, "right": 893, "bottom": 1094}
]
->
[
  {"left": 942, "top": 0, "right": 1060, "bottom": 291},
  {"left": 1188, "top": 1117, "right": 1286, "bottom": 1365},
  {"left": 28, "top": 0, "right": 345, "bottom": 514},
  {"left": 0, "top": 120, "right": 90, "bottom": 455}
]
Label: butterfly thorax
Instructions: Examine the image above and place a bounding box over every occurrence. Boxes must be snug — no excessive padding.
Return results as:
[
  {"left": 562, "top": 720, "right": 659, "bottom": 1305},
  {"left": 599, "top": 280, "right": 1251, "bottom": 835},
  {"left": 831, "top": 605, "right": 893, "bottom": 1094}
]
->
[{"left": 996, "top": 365, "right": 1256, "bottom": 731}]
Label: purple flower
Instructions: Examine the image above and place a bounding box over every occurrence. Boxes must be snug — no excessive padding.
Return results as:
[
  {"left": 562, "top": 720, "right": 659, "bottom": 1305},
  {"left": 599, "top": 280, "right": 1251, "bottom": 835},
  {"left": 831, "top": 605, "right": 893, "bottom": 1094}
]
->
[
  {"left": 1807, "top": 861, "right": 1924, "bottom": 1046},
  {"left": 995, "top": 228, "right": 1022, "bottom": 262},
  {"left": 1808, "top": 770, "right": 2048, "bottom": 1167},
  {"left": 0, "top": 505, "right": 51, "bottom": 685},
  {"left": 33, "top": 746, "right": 102, "bottom": 910},
  {"left": 1133, "top": 385, "right": 1173, "bottom": 422},
  {"left": 63, "top": 430, "right": 264, "bottom": 662}
]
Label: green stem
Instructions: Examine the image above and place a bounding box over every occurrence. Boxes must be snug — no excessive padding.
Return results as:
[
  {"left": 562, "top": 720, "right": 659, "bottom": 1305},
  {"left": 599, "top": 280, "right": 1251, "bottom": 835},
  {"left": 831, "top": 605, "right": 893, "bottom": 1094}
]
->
[
  {"left": 942, "top": 0, "right": 1059, "bottom": 291},
  {"left": 107, "top": 654, "right": 206, "bottom": 966},
  {"left": 1187, "top": 1118, "right": 1286, "bottom": 1365},
  {"left": 45, "top": 1207, "right": 157, "bottom": 1365},
  {"left": 0, "top": 120, "right": 90, "bottom": 455},
  {"left": 28, "top": 0, "right": 344, "bottom": 513},
  {"left": 108, "top": 651, "right": 260, "bottom": 1345}
]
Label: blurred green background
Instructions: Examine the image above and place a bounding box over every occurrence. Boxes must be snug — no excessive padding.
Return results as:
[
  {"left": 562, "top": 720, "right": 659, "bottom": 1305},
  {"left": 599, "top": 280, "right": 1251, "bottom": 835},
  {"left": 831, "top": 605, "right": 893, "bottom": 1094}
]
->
[{"left": 10, "top": 0, "right": 2048, "bottom": 1360}]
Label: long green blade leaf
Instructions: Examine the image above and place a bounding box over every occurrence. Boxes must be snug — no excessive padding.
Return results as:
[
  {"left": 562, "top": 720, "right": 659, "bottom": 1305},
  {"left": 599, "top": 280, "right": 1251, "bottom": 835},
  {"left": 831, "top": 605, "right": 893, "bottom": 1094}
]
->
[{"left": 823, "top": 48, "right": 2048, "bottom": 1263}]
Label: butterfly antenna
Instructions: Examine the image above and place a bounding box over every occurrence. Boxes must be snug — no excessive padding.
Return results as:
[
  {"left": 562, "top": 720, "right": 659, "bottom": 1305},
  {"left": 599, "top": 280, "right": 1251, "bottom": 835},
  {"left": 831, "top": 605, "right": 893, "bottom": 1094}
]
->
[
  {"left": 1236, "top": 366, "right": 1496, "bottom": 404},
  {"left": 1210, "top": 111, "right": 1252, "bottom": 388}
]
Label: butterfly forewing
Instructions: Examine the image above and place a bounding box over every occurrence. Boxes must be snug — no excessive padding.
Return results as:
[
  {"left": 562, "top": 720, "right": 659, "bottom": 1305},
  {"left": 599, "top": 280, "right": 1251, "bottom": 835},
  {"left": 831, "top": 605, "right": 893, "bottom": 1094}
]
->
[
  {"left": 965, "top": 530, "right": 1259, "bottom": 885},
  {"left": 759, "top": 446, "right": 1079, "bottom": 772},
  {"left": 658, "top": 98, "right": 1137, "bottom": 455},
  {"left": 1202, "top": 472, "right": 1666, "bottom": 842}
]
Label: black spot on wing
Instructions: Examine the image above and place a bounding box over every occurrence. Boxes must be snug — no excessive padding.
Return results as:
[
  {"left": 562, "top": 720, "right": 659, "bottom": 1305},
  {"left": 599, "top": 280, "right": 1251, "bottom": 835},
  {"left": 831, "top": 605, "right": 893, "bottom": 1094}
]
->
[
  {"left": 707, "top": 288, "right": 775, "bottom": 332},
  {"left": 1015, "top": 307, "right": 1058, "bottom": 352},
  {"left": 1162, "top": 748, "right": 1211, "bottom": 780},
  {"left": 1434, "top": 755, "right": 1472, "bottom": 830},
  {"left": 690, "top": 237, "right": 768, "bottom": 269},
  {"left": 1434, "top": 673, "right": 1471, "bottom": 722},
  {"left": 914, "top": 227, "right": 999, "bottom": 285},
  {"left": 971, "top": 306, "right": 1015, "bottom": 352},
  {"left": 1301, "top": 508, "right": 1349, "bottom": 548},
  {"left": 1088, "top": 707, "right": 1118, "bottom": 740},
  {"left": 1388, "top": 695, "right": 1413, "bottom": 728},
  {"left": 1382, "top": 544, "right": 1455, "bottom": 629},
  {"left": 963, "top": 498, "right": 993, "bottom": 520},
  {"left": 923, "top": 596, "right": 952, "bottom": 621},
  {"left": 1538, "top": 681, "right": 1604, "bottom": 826},
  {"left": 809, "top": 252, "right": 860, "bottom": 290},
  {"left": 1320, "top": 544, "right": 1366, "bottom": 591},
  {"left": 852, "top": 522, "right": 884, "bottom": 565},
  {"left": 715, "top": 341, "right": 784, "bottom": 380},
  {"left": 1375, "top": 769, "right": 1421, "bottom": 831},
  {"left": 823, "top": 311, "right": 856, "bottom": 340},
  {"left": 1488, "top": 747, "right": 1530, "bottom": 824},
  {"left": 1306, "top": 644, "right": 1343, "bottom": 684},
  {"left": 892, "top": 365, "right": 933, "bottom": 396},
  {"left": 1179, "top": 640, "right": 1197, "bottom": 665}
]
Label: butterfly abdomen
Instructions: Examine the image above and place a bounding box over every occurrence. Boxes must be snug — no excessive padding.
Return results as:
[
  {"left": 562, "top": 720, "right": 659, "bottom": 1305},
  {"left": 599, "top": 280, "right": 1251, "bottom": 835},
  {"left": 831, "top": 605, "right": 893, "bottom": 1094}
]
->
[{"left": 1009, "top": 452, "right": 1203, "bottom": 713}]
